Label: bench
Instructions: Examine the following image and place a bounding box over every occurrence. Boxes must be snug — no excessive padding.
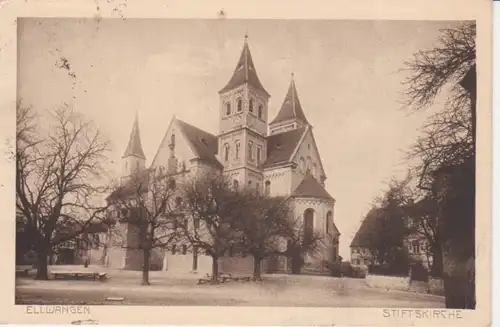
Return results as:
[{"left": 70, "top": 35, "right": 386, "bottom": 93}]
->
[
  {"left": 53, "top": 271, "right": 108, "bottom": 282},
  {"left": 197, "top": 273, "right": 251, "bottom": 284},
  {"left": 16, "top": 266, "right": 31, "bottom": 277}
]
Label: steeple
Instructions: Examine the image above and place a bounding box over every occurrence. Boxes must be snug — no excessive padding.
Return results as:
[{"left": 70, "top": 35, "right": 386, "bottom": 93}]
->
[
  {"left": 269, "top": 74, "right": 309, "bottom": 135},
  {"left": 123, "top": 112, "right": 146, "bottom": 159},
  {"left": 219, "top": 35, "right": 269, "bottom": 97}
]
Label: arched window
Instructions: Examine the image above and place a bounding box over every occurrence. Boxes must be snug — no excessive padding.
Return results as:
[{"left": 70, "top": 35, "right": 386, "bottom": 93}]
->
[
  {"left": 304, "top": 209, "right": 314, "bottom": 244},
  {"left": 171, "top": 133, "right": 175, "bottom": 146},
  {"left": 265, "top": 180, "right": 271, "bottom": 195},
  {"left": 248, "top": 180, "right": 252, "bottom": 187},
  {"left": 258, "top": 104, "right": 263, "bottom": 119},
  {"left": 235, "top": 140, "right": 241, "bottom": 159},
  {"left": 169, "top": 179, "right": 176, "bottom": 190},
  {"left": 226, "top": 102, "right": 231, "bottom": 115},
  {"left": 175, "top": 197, "right": 182, "bottom": 208},
  {"left": 249, "top": 99, "right": 254, "bottom": 113},
  {"left": 237, "top": 98, "right": 243, "bottom": 112},
  {"left": 233, "top": 179, "right": 239, "bottom": 190},
  {"left": 312, "top": 163, "right": 317, "bottom": 177},
  {"left": 224, "top": 143, "right": 230, "bottom": 162},
  {"left": 256, "top": 146, "right": 262, "bottom": 165},
  {"left": 326, "top": 211, "right": 333, "bottom": 235},
  {"left": 248, "top": 141, "right": 254, "bottom": 161}
]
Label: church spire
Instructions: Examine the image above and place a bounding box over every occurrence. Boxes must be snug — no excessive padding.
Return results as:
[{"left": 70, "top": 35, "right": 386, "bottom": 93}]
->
[
  {"left": 270, "top": 73, "right": 309, "bottom": 126},
  {"left": 123, "top": 112, "right": 146, "bottom": 159},
  {"left": 219, "top": 34, "right": 269, "bottom": 97}
]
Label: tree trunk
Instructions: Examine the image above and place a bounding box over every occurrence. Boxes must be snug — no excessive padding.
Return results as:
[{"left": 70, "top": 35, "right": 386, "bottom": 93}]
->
[
  {"left": 211, "top": 256, "right": 219, "bottom": 284},
  {"left": 435, "top": 160, "right": 475, "bottom": 309},
  {"left": 142, "top": 248, "right": 151, "bottom": 285},
  {"left": 253, "top": 255, "right": 262, "bottom": 281},
  {"left": 192, "top": 247, "right": 198, "bottom": 271},
  {"left": 35, "top": 247, "right": 49, "bottom": 280},
  {"left": 291, "top": 252, "right": 302, "bottom": 274}
]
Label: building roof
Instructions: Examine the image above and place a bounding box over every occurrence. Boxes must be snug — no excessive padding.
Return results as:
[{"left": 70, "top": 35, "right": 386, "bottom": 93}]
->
[
  {"left": 123, "top": 113, "right": 146, "bottom": 159},
  {"left": 264, "top": 127, "right": 306, "bottom": 168},
  {"left": 270, "top": 76, "right": 309, "bottom": 126},
  {"left": 219, "top": 37, "right": 270, "bottom": 97},
  {"left": 176, "top": 119, "right": 223, "bottom": 169},
  {"left": 291, "top": 172, "right": 334, "bottom": 201},
  {"left": 107, "top": 168, "right": 152, "bottom": 201},
  {"left": 459, "top": 63, "right": 476, "bottom": 92},
  {"left": 350, "top": 207, "right": 384, "bottom": 248}
]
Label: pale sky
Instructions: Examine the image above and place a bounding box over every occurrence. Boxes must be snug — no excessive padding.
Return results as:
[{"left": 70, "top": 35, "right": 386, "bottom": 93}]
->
[{"left": 18, "top": 18, "right": 458, "bottom": 259}]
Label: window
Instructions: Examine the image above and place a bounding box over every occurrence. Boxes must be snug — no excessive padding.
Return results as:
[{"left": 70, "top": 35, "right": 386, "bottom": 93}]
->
[
  {"left": 256, "top": 183, "right": 260, "bottom": 195},
  {"left": 226, "top": 102, "right": 231, "bottom": 115},
  {"left": 171, "top": 133, "right": 175, "bottom": 147},
  {"left": 326, "top": 211, "right": 333, "bottom": 234},
  {"left": 233, "top": 180, "right": 239, "bottom": 190},
  {"left": 303, "top": 209, "right": 314, "bottom": 244},
  {"left": 235, "top": 141, "right": 240, "bottom": 159},
  {"left": 248, "top": 141, "right": 254, "bottom": 161},
  {"left": 194, "top": 218, "right": 200, "bottom": 230},
  {"left": 265, "top": 181, "right": 271, "bottom": 195},
  {"left": 224, "top": 143, "right": 230, "bottom": 162},
  {"left": 411, "top": 240, "right": 421, "bottom": 254},
  {"left": 169, "top": 179, "right": 176, "bottom": 190},
  {"left": 299, "top": 157, "right": 306, "bottom": 173},
  {"left": 256, "top": 146, "right": 262, "bottom": 165},
  {"left": 237, "top": 98, "right": 243, "bottom": 112},
  {"left": 175, "top": 197, "right": 182, "bottom": 208},
  {"left": 248, "top": 180, "right": 252, "bottom": 187},
  {"left": 258, "top": 104, "right": 263, "bottom": 119},
  {"left": 249, "top": 99, "right": 254, "bottom": 113}
]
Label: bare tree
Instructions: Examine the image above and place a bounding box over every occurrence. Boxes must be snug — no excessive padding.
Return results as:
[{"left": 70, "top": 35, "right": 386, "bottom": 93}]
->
[
  {"left": 180, "top": 174, "right": 245, "bottom": 284},
  {"left": 107, "top": 167, "right": 181, "bottom": 285},
  {"left": 15, "top": 105, "right": 111, "bottom": 279},
  {"left": 238, "top": 194, "right": 293, "bottom": 281},
  {"left": 402, "top": 22, "right": 475, "bottom": 190}
]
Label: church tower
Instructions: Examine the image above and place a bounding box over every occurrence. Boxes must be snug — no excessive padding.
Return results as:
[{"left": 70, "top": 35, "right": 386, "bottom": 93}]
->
[
  {"left": 269, "top": 74, "right": 310, "bottom": 135},
  {"left": 122, "top": 113, "right": 146, "bottom": 177},
  {"left": 218, "top": 35, "right": 270, "bottom": 191}
]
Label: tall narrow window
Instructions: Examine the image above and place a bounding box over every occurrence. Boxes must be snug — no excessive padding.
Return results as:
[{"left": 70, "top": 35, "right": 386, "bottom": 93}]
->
[
  {"left": 258, "top": 104, "right": 263, "bottom": 119},
  {"left": 224, "top": 143, "right": 230, "bottom": 162},
  {"left": 233, "top": 180, "right": 239, "bottom": 190},
  {"left": 256, "top": 183, "right": 260, "bottom": 195},
  {"left": 326, "top": 211, "right": 333, "bottom": 235},
  {"left": 235, "top": 141, "right": 240, "bottom": 159},
  {"left": 248, "top": 141, "right": 253, "bottom": 161},
  {"left": 171, "top": 133, "right": 175, "bottom": 146},
  {"left": 265, "top": 181, "right": 271, "bottom": 195},
  {"left": 226, "top": 102, "right": 231, "bottom": 115},
  {"left": 237, "top": 98, "right": 243, "bottom": 112},
  {"left": 256, "top": 146, "right": 262, "bottom": 165},
  {"left": 249, "top": 99, "right": 254, "bottom": 113}
]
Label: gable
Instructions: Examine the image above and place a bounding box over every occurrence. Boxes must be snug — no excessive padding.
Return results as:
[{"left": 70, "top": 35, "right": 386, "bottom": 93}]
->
[
  {"left": 150, "top": 118, "right": 198, "bottom": 171},
  {"left": 290, "top": 127, "right": 326, "bottom": 180}
]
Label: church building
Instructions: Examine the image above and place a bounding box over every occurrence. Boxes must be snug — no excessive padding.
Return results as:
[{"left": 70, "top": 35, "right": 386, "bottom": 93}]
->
[{"left": 105, "top": 36, "right": 340, "bottom": 274}]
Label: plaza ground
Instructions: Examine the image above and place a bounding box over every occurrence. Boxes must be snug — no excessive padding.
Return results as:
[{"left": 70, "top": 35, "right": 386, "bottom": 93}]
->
[{"left": 15, "top": 268, "right": 445, "bottom": 307}]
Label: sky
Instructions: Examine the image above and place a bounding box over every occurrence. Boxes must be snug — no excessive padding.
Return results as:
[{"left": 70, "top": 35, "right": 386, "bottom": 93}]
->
[{"left": 17, "top": 18, "right": 459, "bottom": 259}]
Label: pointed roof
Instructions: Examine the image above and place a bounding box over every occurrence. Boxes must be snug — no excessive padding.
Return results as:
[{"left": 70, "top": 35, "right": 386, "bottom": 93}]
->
[
  {"left": 291, "top": 171, "right": 334, "bottom": 201},
  {"left": 219, "top": 36, "right": 269, "bottom": 96},
  {"left": 270, "top": 75, "right": 309, "bottom": 125},
  {"left": 123, "top": 113, "right": 146, "bottom": 159}
]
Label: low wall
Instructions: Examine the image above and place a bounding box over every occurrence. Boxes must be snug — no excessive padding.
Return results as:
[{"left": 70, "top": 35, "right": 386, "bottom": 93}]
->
[
  {"left": 366, "top": 274, "right": 410, "bottom": 291},
  {"left": 428, "top": 277, "right": 445, "bottom": 296}
]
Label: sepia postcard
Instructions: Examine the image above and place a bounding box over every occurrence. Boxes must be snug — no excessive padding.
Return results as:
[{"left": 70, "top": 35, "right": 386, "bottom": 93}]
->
[{"left": 0, "top": 0, "right": 493, "bottom": 325}]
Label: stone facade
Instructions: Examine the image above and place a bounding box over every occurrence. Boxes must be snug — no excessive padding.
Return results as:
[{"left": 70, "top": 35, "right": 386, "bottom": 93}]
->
[{"left": 103, "top": 37, "right": 340, "bottom": 274}]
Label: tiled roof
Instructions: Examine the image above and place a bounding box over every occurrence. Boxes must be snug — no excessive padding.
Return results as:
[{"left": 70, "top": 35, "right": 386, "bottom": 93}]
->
[
  {"left": 176, "top": 119, "right": 223, "bottom": 169},
  {"left": 350, "top": 207, "right": 383, "bottom": 247},
  {"left": 107, "top": 169, "right": 152, "bottom": 201},
  {"left": 123, "top": 114, "right": 146, "bottom": 159},
  {"left": 219, "top": 38, "right": 269, "bottom": 97},
  {"left": 291, "top": 172, "right": 334, "bottom": 201},
  {"left": 264, "top": 127, "right": 306, "bottom": 168},
  {"left": 270, "top": 77, "right": 309, "bottom": 125}
]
